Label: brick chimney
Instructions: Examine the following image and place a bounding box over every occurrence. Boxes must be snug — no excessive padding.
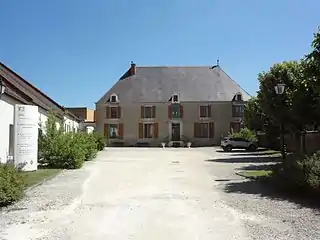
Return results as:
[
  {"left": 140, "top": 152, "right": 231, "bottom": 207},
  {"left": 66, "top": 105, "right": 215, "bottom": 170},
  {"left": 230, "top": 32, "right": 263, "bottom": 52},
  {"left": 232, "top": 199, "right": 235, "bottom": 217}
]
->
[{"left": 130, "top": 61, "right": 136, "bottom": 75}]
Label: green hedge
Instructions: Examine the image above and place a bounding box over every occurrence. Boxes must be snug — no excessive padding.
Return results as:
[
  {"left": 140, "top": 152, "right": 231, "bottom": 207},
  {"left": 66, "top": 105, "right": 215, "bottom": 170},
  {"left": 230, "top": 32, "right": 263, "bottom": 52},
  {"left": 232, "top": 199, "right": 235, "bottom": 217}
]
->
[
  {"left": 0, "top": 164, "right": 24, "bottom": 207},
  {"left": 38, "top": 113, "right": 105, "bottom": 169},
  {"left": 271, "top": 151, "right": 320, "bottom": 195},
  {"left": 231, "top": 127, "right": 258, "bottom": 142}
]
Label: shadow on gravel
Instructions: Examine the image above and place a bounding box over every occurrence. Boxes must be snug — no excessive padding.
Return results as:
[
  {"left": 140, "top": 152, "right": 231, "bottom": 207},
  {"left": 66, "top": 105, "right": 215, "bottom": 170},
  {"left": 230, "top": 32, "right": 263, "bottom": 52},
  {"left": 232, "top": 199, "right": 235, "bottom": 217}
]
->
[
  {"left": 223, "top": 178, "right": 320, "bottom": 209},
  {"left": 206, "top": 156, "right": 282, "bottom": 163},
  {"left": 232, "top": 152, "right": 280, "bottom": 156},
  {"left": 216, "top": 148, "right": 271, "bottom": 153},
  {"left": 237, "top": 164, "right": 277, "bottom": 171}
]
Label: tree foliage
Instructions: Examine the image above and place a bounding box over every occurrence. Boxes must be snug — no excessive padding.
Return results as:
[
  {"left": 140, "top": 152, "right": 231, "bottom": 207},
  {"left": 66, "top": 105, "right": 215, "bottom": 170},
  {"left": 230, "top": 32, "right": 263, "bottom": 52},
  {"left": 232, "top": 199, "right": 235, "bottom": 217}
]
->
[{"left": 244, "top": 97, "right": 264, "bottom": 131}]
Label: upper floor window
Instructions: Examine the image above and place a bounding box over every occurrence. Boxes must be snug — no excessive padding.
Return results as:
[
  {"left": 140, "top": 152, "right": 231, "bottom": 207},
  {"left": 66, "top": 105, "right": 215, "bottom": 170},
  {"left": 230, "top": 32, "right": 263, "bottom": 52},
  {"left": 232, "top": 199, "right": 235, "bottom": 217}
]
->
[
  {"left": 173, "top": 94, "right": 179, "bottom": 103},
  {"left": 199, "top": 105, "right": 211, "bottom": 118},
  {"left": 110, "top": 107, "right": 119, "bottom": 118},
  {"left": 141, "top": 106, "right": 156, "bottom": 118},
  {"left": 232, "top": 105, "right": 244, "bottom": 117},
  {"left": 106, "top": 106, "right": 121, "bottom": 119},
  {"left": 110, "top": 94, "right": 118, "bottom": 103},
  {"left": 233, "top": 93, "right": 242, "bottom": 102},
  {"left": 169, "top": 103, "right": 183, "bottom": 119}
]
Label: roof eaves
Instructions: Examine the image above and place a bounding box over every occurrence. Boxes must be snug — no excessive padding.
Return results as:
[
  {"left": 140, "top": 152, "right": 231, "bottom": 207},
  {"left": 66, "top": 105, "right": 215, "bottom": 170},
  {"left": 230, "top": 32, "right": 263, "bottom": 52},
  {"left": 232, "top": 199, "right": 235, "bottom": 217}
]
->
[{"left": 0, "top": 62, "right": 65, "bottom": 111}]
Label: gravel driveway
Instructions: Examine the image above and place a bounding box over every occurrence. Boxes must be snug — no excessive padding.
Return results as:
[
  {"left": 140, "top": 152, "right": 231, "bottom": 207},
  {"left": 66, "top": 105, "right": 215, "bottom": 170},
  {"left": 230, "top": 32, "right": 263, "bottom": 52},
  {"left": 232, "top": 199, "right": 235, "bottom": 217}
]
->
[{"left": 0, "top": 147, "right": 319, "bottom": 240}]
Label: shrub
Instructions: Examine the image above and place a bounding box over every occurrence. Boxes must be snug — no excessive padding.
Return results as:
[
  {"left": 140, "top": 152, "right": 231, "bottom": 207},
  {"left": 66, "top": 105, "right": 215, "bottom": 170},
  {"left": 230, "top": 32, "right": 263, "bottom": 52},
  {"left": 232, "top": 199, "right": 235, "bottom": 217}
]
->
[
  {"left": 75, "top": 133, "right": 98, "bottom": 161},
  {"left": 92, "top": 132, "right": 106, "bottom": 151},
  {"left": 271, "top": 152, "right": 320, "bottom": 195},
  {"left": 0, "top": 164, "right": 25, "bottom": 207},
  {"left": 231, "top": 127, "right": 258, "bottom": 142},
  {"left": 38, "top": 113, "right": 105, "bottom": 169},
  {"left": 299, "top": 151, "right": 320, "bottom": 191},
  {"left": 46, "top": 133, "right": 86, "bottom": 169}
]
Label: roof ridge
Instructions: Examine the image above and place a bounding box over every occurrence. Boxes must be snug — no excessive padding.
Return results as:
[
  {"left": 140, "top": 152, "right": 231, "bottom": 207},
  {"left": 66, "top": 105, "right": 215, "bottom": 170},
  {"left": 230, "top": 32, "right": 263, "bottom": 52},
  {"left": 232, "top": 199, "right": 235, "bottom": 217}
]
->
[{"left": 137, "top": 65, "right": 216, "bottom": 68}]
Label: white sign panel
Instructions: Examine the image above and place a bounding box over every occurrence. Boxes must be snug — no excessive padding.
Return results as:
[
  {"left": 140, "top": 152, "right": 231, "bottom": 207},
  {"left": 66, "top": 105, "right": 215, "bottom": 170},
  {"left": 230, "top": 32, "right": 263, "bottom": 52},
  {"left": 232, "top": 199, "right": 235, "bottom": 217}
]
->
[{"left": 14, "top": 105, "right": 38, "bottom": 171}]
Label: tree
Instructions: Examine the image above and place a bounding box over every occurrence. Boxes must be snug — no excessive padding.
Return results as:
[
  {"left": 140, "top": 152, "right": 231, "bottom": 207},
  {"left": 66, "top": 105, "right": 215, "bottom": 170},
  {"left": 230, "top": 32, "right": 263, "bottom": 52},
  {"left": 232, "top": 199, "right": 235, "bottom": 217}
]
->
[
  {"left": 244, "top": 97, "right": 264, "bottom": 131},
  {"left": 303, "top": 27, "right": 320, "bottom": 125},
  {"left": 257, "top": 61, "right": 316, "bottom": 132}
]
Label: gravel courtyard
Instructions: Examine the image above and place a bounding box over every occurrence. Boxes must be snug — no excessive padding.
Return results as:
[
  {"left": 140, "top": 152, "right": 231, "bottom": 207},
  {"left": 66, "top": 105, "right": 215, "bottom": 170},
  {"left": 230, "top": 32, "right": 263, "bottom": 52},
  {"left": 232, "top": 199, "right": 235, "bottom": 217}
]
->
[{"left": 0, "top": 147, "right": 319, "bottom": 240}]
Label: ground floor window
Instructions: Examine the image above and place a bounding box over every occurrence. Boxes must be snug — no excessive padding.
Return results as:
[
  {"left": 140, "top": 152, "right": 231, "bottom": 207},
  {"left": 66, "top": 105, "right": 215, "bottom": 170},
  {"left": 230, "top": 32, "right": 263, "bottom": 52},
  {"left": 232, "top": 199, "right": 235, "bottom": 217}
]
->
[
  {"left": 194, "top": 122, "right": 214, "bottom": 138},
  {"left": 143, "top": 123, "right": 153, "bottom": 138},
  {"left": 139, "top": 122, "right": 158, "bottom": 139},
  {"left": 109, "top": 124, "right": 119, "bottom": 139},
  {"left": 199, "top": 123, "right": 209, "bottom": 138},
  {"left": 230, "top": 122, "right": 241, "bottom": 133}
]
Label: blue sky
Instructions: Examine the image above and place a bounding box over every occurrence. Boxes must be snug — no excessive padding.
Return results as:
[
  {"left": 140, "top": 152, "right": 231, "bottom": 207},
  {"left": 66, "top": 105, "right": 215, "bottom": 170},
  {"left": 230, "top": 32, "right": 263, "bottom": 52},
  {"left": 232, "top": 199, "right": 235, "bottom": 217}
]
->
[{"left": 1, "top": 0, "right": 319, "bottom": 108}]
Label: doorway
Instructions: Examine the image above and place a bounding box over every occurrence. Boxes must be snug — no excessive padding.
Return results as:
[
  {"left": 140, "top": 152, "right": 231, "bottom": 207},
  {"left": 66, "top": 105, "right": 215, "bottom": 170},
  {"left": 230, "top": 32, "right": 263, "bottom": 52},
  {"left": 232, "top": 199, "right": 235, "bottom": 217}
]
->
[{"left": 171, "top": 123, "right": 181, "bottom": 141}]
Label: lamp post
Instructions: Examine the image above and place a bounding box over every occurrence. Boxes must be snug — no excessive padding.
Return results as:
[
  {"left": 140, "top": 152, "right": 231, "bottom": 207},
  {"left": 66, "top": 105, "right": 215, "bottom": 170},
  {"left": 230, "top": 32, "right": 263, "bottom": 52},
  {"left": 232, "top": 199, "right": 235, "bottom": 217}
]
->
[
  {"left": 274, "top": 83, "right": 286, "bottom": 160},
  {"left": 0, "top": 79, "right": 6, "bottom": 99}
]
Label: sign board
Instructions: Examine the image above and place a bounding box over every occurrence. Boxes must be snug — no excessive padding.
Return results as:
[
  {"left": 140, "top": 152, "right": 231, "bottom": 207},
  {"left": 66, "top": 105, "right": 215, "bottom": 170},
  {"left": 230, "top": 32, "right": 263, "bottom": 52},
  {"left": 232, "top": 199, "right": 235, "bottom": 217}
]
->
[{"left": 14, "top": 105, "right": 38, "bottom": 171}]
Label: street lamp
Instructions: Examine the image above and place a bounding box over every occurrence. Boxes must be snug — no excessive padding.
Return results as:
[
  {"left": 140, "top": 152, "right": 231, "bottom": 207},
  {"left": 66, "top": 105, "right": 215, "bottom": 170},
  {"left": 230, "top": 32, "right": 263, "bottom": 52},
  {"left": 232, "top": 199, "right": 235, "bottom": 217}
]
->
[
  {"left": 275, "top": 83, "right": 286, "bottom": 160},
  {"left": 274, "top": 83, "right": 285, "bottom": 95},
  {"left": 0, "top": 80, "right": 6, "bottom": 99}
]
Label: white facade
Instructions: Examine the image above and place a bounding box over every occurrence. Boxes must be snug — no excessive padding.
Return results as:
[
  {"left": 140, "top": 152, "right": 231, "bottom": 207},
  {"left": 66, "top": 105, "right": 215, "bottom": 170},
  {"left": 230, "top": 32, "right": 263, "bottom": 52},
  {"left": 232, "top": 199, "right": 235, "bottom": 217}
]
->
[
  {"left": 64, "top": 116, "right": 80, "bottom": 133},
  {"left": 0, "top": 95, "right": 19, "bottom": 163},
  {"left": 0, "top": 96, "right": 80, "bottom": 164}
]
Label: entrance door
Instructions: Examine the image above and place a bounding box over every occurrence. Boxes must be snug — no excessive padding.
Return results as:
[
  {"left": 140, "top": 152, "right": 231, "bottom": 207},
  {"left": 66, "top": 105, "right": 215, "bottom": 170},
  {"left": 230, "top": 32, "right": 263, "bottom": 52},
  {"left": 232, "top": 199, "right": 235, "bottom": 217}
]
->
[{"left": 171, "top": 123, "right": 181, "bottom": 141}]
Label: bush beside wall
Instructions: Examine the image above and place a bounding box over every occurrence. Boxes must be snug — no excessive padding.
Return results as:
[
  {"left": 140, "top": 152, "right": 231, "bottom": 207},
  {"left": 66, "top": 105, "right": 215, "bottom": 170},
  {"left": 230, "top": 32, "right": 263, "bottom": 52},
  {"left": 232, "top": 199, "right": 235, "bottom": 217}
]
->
[
  {"left": 271, "top": 151, "right": 320, "bottom": 196},
  {"left": 38, "top": 113, "right": 105, "bottom": 169}
]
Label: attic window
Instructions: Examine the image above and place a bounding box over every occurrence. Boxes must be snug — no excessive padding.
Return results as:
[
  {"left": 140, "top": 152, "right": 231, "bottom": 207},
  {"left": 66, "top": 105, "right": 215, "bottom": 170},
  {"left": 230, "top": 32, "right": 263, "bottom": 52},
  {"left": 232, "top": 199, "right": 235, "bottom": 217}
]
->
[
  {"left": 172, "top": 94, "right": 179, "bottom": 103},
  {"left": 233, "top": 93, "right": 242, "bottom": 102},
  {"left": 110, "top": 94, "right": 118, "bottom": 103}
]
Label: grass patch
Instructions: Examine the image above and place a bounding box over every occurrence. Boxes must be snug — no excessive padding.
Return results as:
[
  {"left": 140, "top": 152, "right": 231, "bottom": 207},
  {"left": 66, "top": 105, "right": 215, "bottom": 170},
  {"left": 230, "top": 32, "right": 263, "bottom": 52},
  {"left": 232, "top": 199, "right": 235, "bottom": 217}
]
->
[
  {"left": 237, "top": 170, "right": 272, "bottom": 179},
  {"left": 19, "top": 169, "right": 61, "bottom": 188}
]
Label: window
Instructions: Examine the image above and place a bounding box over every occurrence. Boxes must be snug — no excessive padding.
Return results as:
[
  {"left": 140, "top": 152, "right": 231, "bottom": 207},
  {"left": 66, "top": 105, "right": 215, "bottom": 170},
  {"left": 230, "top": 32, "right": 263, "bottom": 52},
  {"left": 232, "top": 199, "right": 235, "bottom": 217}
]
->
[
  {"left": 109, "top": 124, "right": 118, "bottom": 139},
  {"left": 110, "top": 107, "right": 119, "bottom": 119},
  {"left": 173, "top": 94, "right": 179, "bottom": 102},
  {"left": 236, "top": 94, "right": 242, "bottom": 101},
  {"left": 200, "top": 106, "right": 210, "bottom": 118},
  {"left": 199, "top": 123, "right": 209, "bottom": 138},
  {"left": 110, "top": 94, "right": 118, "bottom": 103},
  {"left": 142, "top": 106, "right": 155, "bottom": 118},
  {"left": 232, "top": 105, "right": 244, "bottom": 117},
  {"left": 171, "top": 104, "right": 180, "bottom": 118},
  {"left": 230, "top": 122, "right": 241, "bottom": 133},
  {"left": 143, "top": 123, "right": 153, "bottom": 138},
  {"left": 194, "top": 122, "right": 214, "bottom": 138}
]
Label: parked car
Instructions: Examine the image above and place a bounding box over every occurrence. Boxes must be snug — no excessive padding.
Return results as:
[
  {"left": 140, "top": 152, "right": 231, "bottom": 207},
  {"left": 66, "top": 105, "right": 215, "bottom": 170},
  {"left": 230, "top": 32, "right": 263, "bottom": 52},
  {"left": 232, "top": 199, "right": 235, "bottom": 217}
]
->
[{"left": 220, "top": 137, "right": 258, "bottom": 152}]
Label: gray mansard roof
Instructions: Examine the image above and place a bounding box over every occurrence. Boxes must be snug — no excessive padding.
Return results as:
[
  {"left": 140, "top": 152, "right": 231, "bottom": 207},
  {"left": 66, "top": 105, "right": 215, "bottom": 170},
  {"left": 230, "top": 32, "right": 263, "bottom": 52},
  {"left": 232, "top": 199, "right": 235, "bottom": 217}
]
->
[{"left": 97, "top": 66, "right": 251, "bottom": 104}]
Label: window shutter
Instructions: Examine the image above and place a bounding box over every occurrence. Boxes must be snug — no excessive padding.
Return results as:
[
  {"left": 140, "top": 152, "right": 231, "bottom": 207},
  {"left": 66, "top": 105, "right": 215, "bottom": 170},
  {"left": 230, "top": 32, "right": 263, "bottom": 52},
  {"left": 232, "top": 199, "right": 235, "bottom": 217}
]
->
[
  {"left": 168, "top": 105, "right": 172, "bottom": 119},
  {"left": 153, "top": 122, "right": 159, "bottom": 138},
  {"left": 117, "top": 107, "right": 121, "bottom": 118},
  {"left": 104, "top": 124, "right": 109, "bottom": 138},
  {"left": 106, "top": 107, "right": 110, "bottom": 119},
  {"left": 194, "top": 123, "right": 199, "bottom": 138},
  {"left": 152, "top": 106, "right": 156, "bottom": 118},
  {"left": 208, "top": 105, "right": 212, "bottom": 118},
  {"left": 180, "top": 105, "right": 183, "bottom": 118},
  {"left": 209, "top": 122, "right": 214, "bottom": 139},
  {"left": 139, "top": 123, "right": 143, "bottom": 139},
  {"left": 118, "top": 123, "right": 124, "bottom": 139},
  {"left": 141, "top": 106, "right": 144, "bottom": 118}
]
